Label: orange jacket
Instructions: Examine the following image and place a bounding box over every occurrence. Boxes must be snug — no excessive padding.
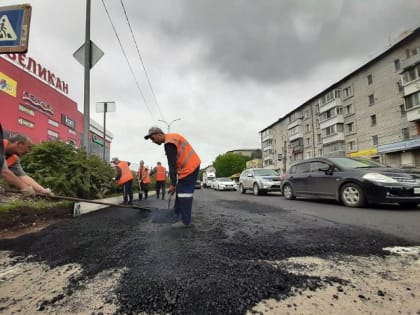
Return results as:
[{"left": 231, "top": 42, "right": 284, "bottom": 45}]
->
[
  {"left": 155, "top": 165, "right": 166, "bottom": 181},
  {"left": 165, "top": 133, "right": 201, "bottom": 179},
  {"left": 142, "top": 169, "right": 151, "bottom": 184},
  {"left": 3, "top": 140, "right": 18, "bottom": 167},
  {"left": 115, "top": 161, "right": 133, "bottom": 185}
]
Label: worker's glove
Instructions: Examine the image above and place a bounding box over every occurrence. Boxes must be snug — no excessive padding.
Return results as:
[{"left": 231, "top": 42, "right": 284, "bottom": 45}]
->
[
  {"left": 112, "top": 177, "right": 116, "bottom": 181},
  {"left": 21, "top": 186, "right": 36, "bottom": 198},
  {"left": 41, "top": 188, "right": 55, "bottom": 197},
  {"left": 168, "top": 184, "right": 176, "bottom": 195}
]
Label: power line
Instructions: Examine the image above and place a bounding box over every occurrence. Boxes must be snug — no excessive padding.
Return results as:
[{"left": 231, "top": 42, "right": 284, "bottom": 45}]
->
[
  {"left": 101, "top": 0, "right": 155, "bottom": 120},
  {"left": 120, "top": 0, "right": 165, "bottom": 121}
]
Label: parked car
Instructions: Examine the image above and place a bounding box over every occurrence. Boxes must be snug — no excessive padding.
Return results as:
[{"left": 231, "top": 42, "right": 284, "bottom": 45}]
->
[
  {"left": 238, "top": 168, "right": 282, "bottom": 195},
  {"left": 281, "top": 157, "right": 420, "bottom": 208},
  {"left": 213, "top": 177, "right": 236, "bottom": 191},
  {"left": 195, "top": 180, "right": 202, "bottom": 189}
]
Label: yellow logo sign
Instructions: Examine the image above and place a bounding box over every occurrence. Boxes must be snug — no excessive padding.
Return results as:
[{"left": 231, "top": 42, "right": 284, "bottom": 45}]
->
[{"left": 0, "top": 72, "right": 17, "bottom": 97}]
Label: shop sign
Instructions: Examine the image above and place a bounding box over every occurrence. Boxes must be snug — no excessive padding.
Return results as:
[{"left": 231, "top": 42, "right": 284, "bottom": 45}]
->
[
  {"left": 48, "top": 118, "right": 59, "bottom": 127},
  {"left": 0, "top": 71, "right": 17, "bottom": 97},
  {"left": 68, "top": 128, "right": 76, "bottom": 136},
  {"left": 378, "top": 138, "right": 420, "bottom": 153},
  {"left": 61, "top": 114, "right": 75, "bottom": 129},
  {"left": 18, "top": 103, "right": 34, "bottom": 116},
  {"left": 17, "top": 117, "right": 33, "bottom": 128},
  {"left": 348, "top": 148, "right": 378, "bottom": 157},
  {"left": 92, "top": 134, "right": 104, "bottom": 146},
  {"left": 22, "top": 91, "right": 54, "bottom": 115},
  {"left": 47, "top": 129, "right": 58, "bottom": 138}
]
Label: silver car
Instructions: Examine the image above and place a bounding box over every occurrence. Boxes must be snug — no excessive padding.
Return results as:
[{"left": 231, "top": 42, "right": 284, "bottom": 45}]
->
[{"left": 238, "top": 168, "right": 281, "bottom": 195}]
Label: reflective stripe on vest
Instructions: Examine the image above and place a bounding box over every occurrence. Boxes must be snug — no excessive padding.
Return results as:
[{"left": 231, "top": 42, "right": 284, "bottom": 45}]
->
[
  {"left": 165, "top": 133, "right": 201, "bottom": 179},
  {"left": 178, "top": 193, "right": 194, "bottom": 198}
]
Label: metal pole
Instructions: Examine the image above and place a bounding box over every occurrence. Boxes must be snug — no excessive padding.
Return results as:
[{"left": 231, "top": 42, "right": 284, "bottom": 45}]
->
[
  {"left": 158, "top": 118, "right": 181, "bottom": 133},
  {"left": 82, "top": 0, "right": 91, "bottom": 152},
  {"left": 103, "top": 103, "right": 107, "bottom": 161}
]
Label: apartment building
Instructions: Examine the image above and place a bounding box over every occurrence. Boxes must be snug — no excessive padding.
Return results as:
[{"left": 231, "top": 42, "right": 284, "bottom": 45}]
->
[{"left": 260, "top": 26, "right": 420, "bottom": 171}]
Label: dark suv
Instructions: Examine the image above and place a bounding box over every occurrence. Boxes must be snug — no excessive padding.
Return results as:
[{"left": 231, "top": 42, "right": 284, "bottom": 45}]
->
[
  {"left": 281, "top": 157, "right": 420, "bottom": 208},
  {"left": 238, "top": 168, "right": 281, "bottom": 195}
]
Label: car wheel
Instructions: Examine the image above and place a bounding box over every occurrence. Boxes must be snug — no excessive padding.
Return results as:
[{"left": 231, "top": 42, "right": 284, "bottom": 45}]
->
[
  {"left": 282, "top": 184, "right": 295, "bottom": 200},
  {"left": 398, "top": 202, "right": 418, "bottom": 209},
  {"left": 239, "top": 184, "right": 246, "bottom": 194},
  {"left": 340, "top": 183, "right": 366, "bottom": 208},
  {"left": 253, "top": 183, "right": 260, "bottom": 196}
]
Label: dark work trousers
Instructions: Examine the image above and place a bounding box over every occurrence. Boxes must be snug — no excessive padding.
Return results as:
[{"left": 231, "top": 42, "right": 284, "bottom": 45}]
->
[
  {"left": 141, "top": 182, "right": 149, "bottom": 199},
  {"left": 122, "top": 180, "right": 133, "bottom": 204},
  {"left": 155, "top": 180, "right": 166, "bottom": 200},
  {"left": 173, "top": 166, "right": 200, "bottom": 225}
]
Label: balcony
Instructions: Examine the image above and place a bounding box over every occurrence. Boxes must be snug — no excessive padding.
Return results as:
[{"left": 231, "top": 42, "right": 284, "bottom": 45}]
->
[
  {"left": 287, "top": 117, "right": 303, "bottom": 129},
  {"left": 322, "top": 132, "right": 345, "bottom": 145},
  {"left": 288, "top": 131, "right": 304, "bottom": 142},
  {"left": 400, "top": 53, "right": 420, "bottom": 71},
  {"left": 319, "top": 114, "right": 344, "bottom": 130},
  {"left": 406, "top": 106, "right": 420, "bottom": 122},
  {"left": 402, "top": 79, "right": 420, "bottom": 96},
  {"left": 320, "top": 98, "right": 342, "bottom": 113}
]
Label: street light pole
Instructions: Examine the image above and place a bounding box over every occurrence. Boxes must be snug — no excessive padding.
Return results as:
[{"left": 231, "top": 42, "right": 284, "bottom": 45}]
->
[{"left": 158, "top": 118, "right": 181, "bottom": 133}]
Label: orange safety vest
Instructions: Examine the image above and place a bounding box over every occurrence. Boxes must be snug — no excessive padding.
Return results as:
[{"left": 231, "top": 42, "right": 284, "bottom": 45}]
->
[
  {"left": 142, "top": 169, "right": 151, "bottom": 184},
  {"left": 137, "top": 166, "right": 145, "bottom": 178},
  {"left": 165, "top": 133, "right": 201, "bottom": 179},
  {"left": 116, "top": 161, "right": 133, "bottom": 185},
  {"left": 3, "top": 140, "right": 19, "bottom": 167},
  {"left": 155, "top": 165, "right": 166, "bottom": 181}
]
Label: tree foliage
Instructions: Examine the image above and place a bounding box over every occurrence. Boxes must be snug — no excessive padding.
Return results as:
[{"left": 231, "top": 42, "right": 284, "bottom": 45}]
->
[
  {"left": 213, "top": 153, "right": 250, "bottom": 177},
  {"left": 20, "top": 141, "right": 117, "bottom": 199}
]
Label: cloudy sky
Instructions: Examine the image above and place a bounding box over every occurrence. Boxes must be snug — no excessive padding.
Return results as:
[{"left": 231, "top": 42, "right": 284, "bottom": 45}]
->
[{"left": 2, "top": 0, "right": 420, "bottom": 170}]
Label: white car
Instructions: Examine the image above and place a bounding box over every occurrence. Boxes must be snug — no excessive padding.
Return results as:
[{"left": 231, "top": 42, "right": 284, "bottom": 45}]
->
[{"left": 214, "top": 177, "right": 237, "bottom": 191}]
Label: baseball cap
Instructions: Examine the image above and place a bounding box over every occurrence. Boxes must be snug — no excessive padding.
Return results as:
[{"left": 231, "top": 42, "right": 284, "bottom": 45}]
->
[
  {"left": 111, "top": 157, "right": 119, "bottom": 163},
  {"left": 144, "top": 126, "right": 163, "bottom": 140}
]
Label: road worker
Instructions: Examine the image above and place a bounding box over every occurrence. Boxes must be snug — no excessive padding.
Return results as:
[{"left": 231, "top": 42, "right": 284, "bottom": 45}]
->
[
  {"left": 111, "top": 157, "right": 134, "bottom": 205},
  {"left": 145, "top": 127, "right": 201, "bottom": 227},
  {"left": 152, "top": 161, "right": 167, "bottom": 200}
]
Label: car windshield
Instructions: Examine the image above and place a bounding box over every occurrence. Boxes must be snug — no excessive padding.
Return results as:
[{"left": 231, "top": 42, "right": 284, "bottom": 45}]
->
[
  {"left": 218, "top": 177, "right": 232, "bottom": 182},
  {"left": 254, "top": 169, "right": 279, "bottom": 176},
  {"left": 329, "top": 157, "right": 387, "bottom": 169}
]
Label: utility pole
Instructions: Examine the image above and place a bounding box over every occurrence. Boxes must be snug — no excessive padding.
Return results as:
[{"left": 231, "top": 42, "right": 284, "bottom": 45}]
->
[
  {"left": 82, "top": 0, "right": 91, "bottom": 152},
  {"left": 158, "top": 118, "right": 181, "bottom": 133}
]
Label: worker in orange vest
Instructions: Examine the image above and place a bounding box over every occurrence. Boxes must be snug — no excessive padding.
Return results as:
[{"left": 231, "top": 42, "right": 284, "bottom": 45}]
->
[
  {"left": 111, "top": 157, "right": 134, "bottom": 205},
  {"left": 145, "top": 126, "right": 201, "bottom": 228},
  {"left": 136, "top": 160, "right": 146, "bottom": 200},
  {"left": 152, "top": 161, "right": 167, "bottom": 200},
  {"left": 141, "top": 167, "right": 151, "bottom": 200},
  {"left": 2, "top": 132, "right": 53, "bottom": 197}
]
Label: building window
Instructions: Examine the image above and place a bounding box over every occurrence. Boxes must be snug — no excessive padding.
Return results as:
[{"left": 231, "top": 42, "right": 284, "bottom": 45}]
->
[
  {"left": 343, "top": 85, "right": 353, "bottom": 99},
  {"left": 394, "top": 59, "right": 400, "bottom": 71},
  {"left": 347, "top": 141, "right": 357, "bottom": 151},
  {"left": 344, "top": 104, "right": 354, "bottom": 116},
  {"left": 369, "top": 94, "right": 375, "bottom": 105},
  {"left": 367, "top": 74, "right": 373, "bottom": 85},
  {"left": 397, "top": 81, "right": 403, "bottom": 93},
  {"left": 345, "top": 122, "right": 355, "bottom": 134},
  {"left": 304, "top": 109, "right": 310, "bottom": 119},
  {"left": 402, "top": 128, "right": 409, "bottom": 140},
  {"left": 371, "top": 114, "right": 377, "bottom": 126},
  {"left": 306, "top": 137, "right": 310, "bottom": 146},
  {"left": 305, "top": 124, "right": 311, "bottom": 133},
  {"left": 277, "top": 153, "right": 283, "bottom": 161},
  {"left": 372, "top": 135, "right": 378, "bottom": 145},
  {"left": 400, "top": 104, "right": 406, "bottom": 117},
  {"left": 405, "top": 91, "right": 420, "bottom": 110}
]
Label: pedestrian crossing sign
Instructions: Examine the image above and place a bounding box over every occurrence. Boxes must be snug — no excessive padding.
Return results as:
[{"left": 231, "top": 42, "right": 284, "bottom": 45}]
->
[{"left": 0, "top": 4, "right": 31, "bottom": 53}]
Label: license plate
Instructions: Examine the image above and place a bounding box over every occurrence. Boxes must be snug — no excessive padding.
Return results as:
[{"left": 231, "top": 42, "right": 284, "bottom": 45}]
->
[{"left": 414, "top": 187, "right": 420, "bottom": 194}]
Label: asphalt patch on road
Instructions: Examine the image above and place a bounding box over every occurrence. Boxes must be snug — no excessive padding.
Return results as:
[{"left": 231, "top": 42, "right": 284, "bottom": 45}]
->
[{"left": 0, "top": 197, "right": 413, "bottom": 314}]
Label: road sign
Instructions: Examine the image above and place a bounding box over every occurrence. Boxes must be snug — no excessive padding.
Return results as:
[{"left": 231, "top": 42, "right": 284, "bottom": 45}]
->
[
  {"left": 73, "top": 40, "right": 104, "bottom": 69},
  {"left": 0, "top": 4, "right": 31, "bottom": 53}
]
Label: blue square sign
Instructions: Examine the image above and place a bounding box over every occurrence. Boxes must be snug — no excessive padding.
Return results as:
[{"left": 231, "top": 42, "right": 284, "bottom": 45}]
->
[{"left": 0, "top": 4, "right": 31, "bottom": 53}]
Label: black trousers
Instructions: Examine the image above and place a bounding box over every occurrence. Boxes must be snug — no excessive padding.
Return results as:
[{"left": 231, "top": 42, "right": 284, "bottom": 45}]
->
[
  {"left": 140, "top": 182, "right": 149, "bottom": 200},
  {"left": 155, "top": 180, "right": 166, "bottom": 199},
  {"left": 122, "top": 180, "right": 133, "bottom": 204}
]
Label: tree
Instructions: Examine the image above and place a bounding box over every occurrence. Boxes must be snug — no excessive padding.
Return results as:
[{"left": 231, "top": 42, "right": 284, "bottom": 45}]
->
[{"left": 213, "top": 153, "right": 250, "bottom": 177}]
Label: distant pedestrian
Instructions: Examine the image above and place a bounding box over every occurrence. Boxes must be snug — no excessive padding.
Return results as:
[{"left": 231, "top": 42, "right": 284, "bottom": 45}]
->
[
  {"left": 152, "top": 161, "right": 167, "bottom": 200},
  {"left": 145, "top": 127, "right": 201, "bottom": 227},
  {"left": 111, "top": 157, "right": 133, "bottom": 205},
  {"left": 136, "top": 160, "right": 146, "bottom": 200}
]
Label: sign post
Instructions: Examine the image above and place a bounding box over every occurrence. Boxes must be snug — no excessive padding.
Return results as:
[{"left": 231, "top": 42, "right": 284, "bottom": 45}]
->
[
  {"left": 96, "top": 102, "right": 116, "bottom": 161},
  {"left": 0, "top": 4, "right": 31, "bottom": 53}
]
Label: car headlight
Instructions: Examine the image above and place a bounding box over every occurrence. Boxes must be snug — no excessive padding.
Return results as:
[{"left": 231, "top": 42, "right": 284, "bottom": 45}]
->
[{"left": 363, "top": 173, "right": 398, "bottom": 183}]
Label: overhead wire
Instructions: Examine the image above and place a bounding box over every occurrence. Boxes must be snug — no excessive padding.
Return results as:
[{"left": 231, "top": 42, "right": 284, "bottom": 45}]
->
[
  {"left": 120, "top": 0, "right": 165, "bottom": 121},
  {"left": 100, "top": 0, "right": 155, "bottom": 120}
]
